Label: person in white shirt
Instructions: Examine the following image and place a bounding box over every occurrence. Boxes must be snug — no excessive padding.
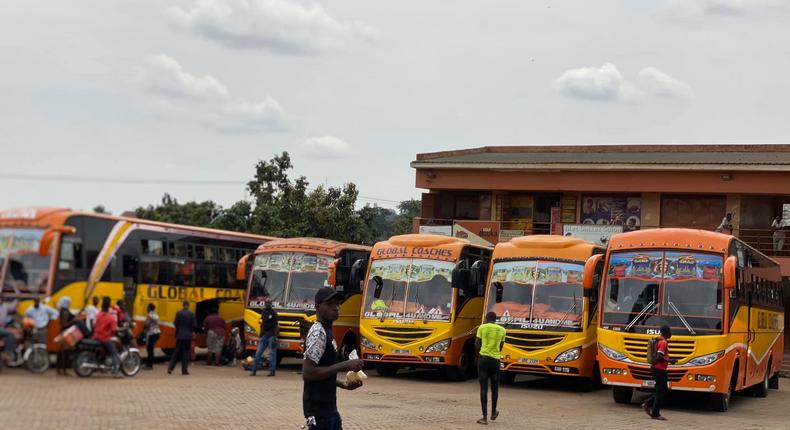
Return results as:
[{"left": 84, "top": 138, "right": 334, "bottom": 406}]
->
[
  {"left": 83, "top": 296, "right": 99, "bottom": 333},
  {"left": 772, "top": 215, "right": 785, "bottom": 252},
  {"left": 23, "top": 298, "right": 58, "bottom": 343},
  {"left": 715, "top": 213, "right": 733, "bottom": 234}
]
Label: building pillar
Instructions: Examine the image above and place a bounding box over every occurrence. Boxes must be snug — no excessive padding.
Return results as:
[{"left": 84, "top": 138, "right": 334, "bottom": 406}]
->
[{"left": 727, "top": 194, "right": 742, "bottom": 235}]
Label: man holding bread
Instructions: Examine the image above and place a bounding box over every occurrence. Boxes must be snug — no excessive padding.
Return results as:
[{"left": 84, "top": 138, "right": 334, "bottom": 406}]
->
[{"left": 302, "top": 287, "right": 365, "bottom": 430}]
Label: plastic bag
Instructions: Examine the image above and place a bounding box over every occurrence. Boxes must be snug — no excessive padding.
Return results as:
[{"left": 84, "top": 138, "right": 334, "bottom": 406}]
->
[{"left": 345, "top": 349, "right": 368, "bottom": 383}]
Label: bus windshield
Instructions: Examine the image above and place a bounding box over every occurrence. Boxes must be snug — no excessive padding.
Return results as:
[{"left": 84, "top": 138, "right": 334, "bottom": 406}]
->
[
  {"left": 0, "top": 229, "right": 51, "bottom": 295},
  {"left": 363, "top": 258, "right": 455, "bottom": 322},
  {"left": 247, "top": 252, "right": 332, "bottom": 311},
  {"left": 487, "top": 259, "right": 585, "bottom": 332},
  {"left": 602, "top": 250, "right": 723, "bottom": 335}
]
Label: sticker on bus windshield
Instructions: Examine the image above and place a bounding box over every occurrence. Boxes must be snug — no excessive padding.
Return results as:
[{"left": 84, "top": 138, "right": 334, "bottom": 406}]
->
[
  {"left": 608, "top": 252, "right": 662, "bottom": 280},
  {"left": 663, "top": 253, "right": 722, "bottom": 281}
]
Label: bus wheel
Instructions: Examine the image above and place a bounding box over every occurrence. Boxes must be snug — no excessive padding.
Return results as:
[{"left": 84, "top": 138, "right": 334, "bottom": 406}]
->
[
  {"left": 612, "top": 386, "right": 633, "bottom": 404},
  {"left": 711, "top": 366, "right": 737, "bottom": 412},
  {"left": 446, "top": 347, "right": 473, "bottom": 381},
  {"left": 500, "top": 371, "right": 516, "bottom": 385},
  {"left": 752, "top": 363, "right": 769, "bottom": 398},
  {"left": 375, "top": 363, "right": 399, "bottom": 377},
  {"left": 769, "top": 372, "right": 780, "bottom": 390}
]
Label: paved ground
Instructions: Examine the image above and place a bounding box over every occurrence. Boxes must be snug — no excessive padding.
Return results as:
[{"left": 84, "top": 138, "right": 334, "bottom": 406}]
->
[{"left": 2, "top": 357, "right": 789, "bottom": 429}]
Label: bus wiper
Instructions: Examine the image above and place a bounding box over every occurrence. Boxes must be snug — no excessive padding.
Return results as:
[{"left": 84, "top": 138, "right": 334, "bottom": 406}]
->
[
  {"left": 624, "top": 300, "right": 656, "bottom": 332},
  {"left": 667, "top": 300, "right": 695, "bottom": 335},
  {"left": 557, "top": 291, "right": 578, "bottom": 328}
]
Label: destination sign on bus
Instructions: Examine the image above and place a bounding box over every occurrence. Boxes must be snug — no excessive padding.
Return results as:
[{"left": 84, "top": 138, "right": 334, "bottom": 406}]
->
[{"left": 375, "top": 246, "right": 455, "bottom": 260}]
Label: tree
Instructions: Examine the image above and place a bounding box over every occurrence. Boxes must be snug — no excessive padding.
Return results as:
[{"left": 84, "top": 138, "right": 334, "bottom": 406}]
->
[{"left": 392, "top": 199, "right": 421, "bottom": 235}]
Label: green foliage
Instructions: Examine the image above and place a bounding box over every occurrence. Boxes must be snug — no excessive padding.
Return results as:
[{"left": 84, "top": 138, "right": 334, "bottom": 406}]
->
[{"left": 132, "top": 152, "right": 419, "bottom": 244}]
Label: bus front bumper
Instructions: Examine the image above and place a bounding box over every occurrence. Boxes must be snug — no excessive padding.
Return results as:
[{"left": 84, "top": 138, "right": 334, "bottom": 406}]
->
[{"left": 598, "top": 356, "right": 725, "bottom": 393}]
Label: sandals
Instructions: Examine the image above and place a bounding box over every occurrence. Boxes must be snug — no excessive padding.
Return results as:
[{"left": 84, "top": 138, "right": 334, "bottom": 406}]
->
[{"left": 477, "top": 418, "right": 488, "bottom": 425}]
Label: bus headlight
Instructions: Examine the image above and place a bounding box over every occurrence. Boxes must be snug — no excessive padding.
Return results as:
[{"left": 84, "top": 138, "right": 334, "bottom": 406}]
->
[
  {"left": 425, "top": 339, "right": 450, "bottom": 353},
  {"left": 244, "top": 324, "right": 257, "bottom": 335},
  {"left": 688, "top": 351, "right": 724, "bottom": 367},
  {"left": 361, "top": 336, "right": 376, "bottom": 350},
  {"left": 554, "top": 347, "right": 581, "bottom": 363},
  {"left": 599, "top": 344, "right": 627, "bottom": 362}
]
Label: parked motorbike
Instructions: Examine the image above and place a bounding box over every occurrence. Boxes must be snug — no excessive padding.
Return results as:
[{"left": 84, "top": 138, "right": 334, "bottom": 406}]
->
[
  {"left": 0, "top": 318, "right": 50, "bottom": 374},
  {"left": 72, "top": 325, "right": 141, "bottom": 377}
]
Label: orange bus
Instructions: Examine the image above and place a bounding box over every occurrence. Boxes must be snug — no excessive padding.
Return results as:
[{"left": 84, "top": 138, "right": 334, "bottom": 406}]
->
[
  {"left": 241, "top": 238, "right": 371, "bottom": 363},
  {"left": 484, "top": 235, "right": 605, "bottom": 390},
  {"left": 597, "top": 228, "right": 784, "bottom": 411},
  {"left": 0, "top": 207, "right": 275, "bottom": 351},
  {"left": 358, "top": 234, "right": 492, "bottom": 380}
]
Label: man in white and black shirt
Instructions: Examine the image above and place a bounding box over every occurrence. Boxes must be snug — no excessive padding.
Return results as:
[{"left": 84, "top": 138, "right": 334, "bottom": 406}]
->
[{"left": 302, "top": 287, "right": 364, "bottom": 430}]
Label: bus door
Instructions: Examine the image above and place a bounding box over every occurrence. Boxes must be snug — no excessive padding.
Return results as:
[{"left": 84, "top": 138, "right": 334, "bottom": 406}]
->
[{"left": 122, "top": 255, "right": 139, "bottom": 320}]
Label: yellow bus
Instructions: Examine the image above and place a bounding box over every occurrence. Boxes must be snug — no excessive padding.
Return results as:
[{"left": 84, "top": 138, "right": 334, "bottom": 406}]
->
[
  {"left": 597, "top": 228, "right": 784, "bottom": 411},
  {"left": 484, "top": 235, "right": 605, "bottom": 390},
  {"left": 241, "top": 238, "right": 371, "bottom": 363},
  {"left": 358, "top": 234, "right": 492, "bottom": 381},
  {"left": 0, "top": 207, "right": 275, "bottom": 352}
]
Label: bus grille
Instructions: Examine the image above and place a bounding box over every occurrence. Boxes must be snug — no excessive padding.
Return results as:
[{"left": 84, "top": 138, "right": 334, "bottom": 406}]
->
[
  {"left": 380, "top": 355, "right": 423, "bottom": 363},
  {"left": 508, "top": 364, "right": 550, "bottom": 374},
  {"left": 628, "top": 366, "right": 688, "bottom": 382},
  {"left": 278, "top": 316, "right": 310, "bottom": 340},
  {"left": 505, "top": 332, "right": 566, "bottom": 352},
  {"left": 623, "top": 336, "right": 696, "bottom": 362},
  {"left": 373, "top": 327, "right": 434, "bottom": 345}
]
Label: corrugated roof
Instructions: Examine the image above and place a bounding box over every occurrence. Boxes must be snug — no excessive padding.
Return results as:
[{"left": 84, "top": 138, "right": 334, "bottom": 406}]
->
[{"left": 412, "top": 144, "right": 790, "bottom": 170}]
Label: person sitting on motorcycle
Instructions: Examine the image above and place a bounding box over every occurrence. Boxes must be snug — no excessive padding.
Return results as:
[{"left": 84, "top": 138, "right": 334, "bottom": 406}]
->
[
  {"left": 23, "top": 298, "right": 58, "bottom": 344},
  {"left": 93, "top": 297, "right": 122, "bottom": 378}
]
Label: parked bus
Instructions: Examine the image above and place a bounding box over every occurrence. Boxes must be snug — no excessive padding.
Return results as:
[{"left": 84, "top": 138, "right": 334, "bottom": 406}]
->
[
  {"left": 241, "top": 238, "right": 371, "bottom": 363},
  {"left": 596, "top": 228, "right": 784, "bottom": 411},
  {"left": 0, "top": 207, "right": 275, "bottom": 351},
  {"left": 484, "top": 235, "right": 605, "bottom": 390},
  {"left": 357, "top": 234, "right": 492, "bottom": 380}
]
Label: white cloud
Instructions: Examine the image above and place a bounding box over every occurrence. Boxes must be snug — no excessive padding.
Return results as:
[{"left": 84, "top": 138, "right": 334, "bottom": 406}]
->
[
  {"left": 553, "top": 63, "right": 691, "bottom": 103},
  {"left": 167, "top": 0, "right": 377, "bottom": 55},
  {"left": 141, "top": 54, "right": 286, "bottom": 132},
  {"left": 302, "top": 136, "right": 351, "bottom": 159},
  {"left": 639, "top": 67, "right": 694, "bottom": 98},
  {"left": 663, "top": 0, "right": 785, "bottom": 17}
]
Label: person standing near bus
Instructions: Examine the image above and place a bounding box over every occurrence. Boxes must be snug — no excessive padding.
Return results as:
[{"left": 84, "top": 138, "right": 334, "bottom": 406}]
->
[
  {"left": 202, "top": 308, "right": 225, "bottom": 366},
  {"left": 168, "top": 301, "right": 196, "bottom": 375},
  {"left": 0, "top": 297, "right": 16, "bottom": 361},
  {"left": 23, "top": 298, "right": 58, "bottom": 344},
  {"left": 251, "top": 298, "right": 278, "bottom": 377},
  {"left": 643, "top": 325, "right": 675, "bottom": 420},
  {"left": 143, "top": 303, "right": 160, "bottom": 370},
  {"left": 55, "top": 296, "right": 74, "bottom": 375},
  {"left": 475, "top": 311, "right": 506, "bottom": 425},
  {"left": 772, "top": 215, "right": 785, "bottom": 252},
  {"left": 302, "top": 287, "right": 364, "bottom": 430},
  {"left": 84, "top": 296, "right": 99, "bottom": 333}
]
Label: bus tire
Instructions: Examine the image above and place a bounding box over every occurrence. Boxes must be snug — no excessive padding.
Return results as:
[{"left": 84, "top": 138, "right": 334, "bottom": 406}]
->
[
  {"left": 612, "top": 386, "right": 633, "bottom": 404},
  {"left": 711, "top": 365, "right": 738, "bottom": 412},
  {"left": 578, "top": 364, "right": 601, "bottom": 392},
  {"left": 500, "top": 371, "right": 516, "bottom": 385},
  {"left": 375, "top": 363, "right": 399, "bottom": 377},
  {"left": 752, "top": 362, "right": 769, "bottom": 398},
  {"left": 446, "top": 345, "right": 473, "bottom": 381}
]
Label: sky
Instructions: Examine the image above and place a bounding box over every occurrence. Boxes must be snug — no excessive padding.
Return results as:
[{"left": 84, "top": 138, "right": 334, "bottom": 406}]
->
[{"left": 1, "top": 0, "right": 789, "bottom": 214}]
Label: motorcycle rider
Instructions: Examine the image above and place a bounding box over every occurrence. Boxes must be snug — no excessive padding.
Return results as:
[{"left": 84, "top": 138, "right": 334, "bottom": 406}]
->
[
  {"left": 93, "top": 297, "right": 122, "bottom": 378},
  {"left": 0, "top": 297, "right": 16, "bottom": 362}
]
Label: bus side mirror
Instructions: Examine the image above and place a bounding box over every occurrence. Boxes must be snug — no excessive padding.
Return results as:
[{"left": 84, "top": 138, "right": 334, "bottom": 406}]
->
[
  {"left": 723, "top": 256, "right": 737, "bottom": 290},
  {"left": 348, "top": 259, "right": 367, "bottom": 293},
  {"left": 469, "top": 260, "right": 487, "bottom": 294},
  {"left": 494, "top": 281, "right": 503, "bottom": 303},
  {"left": 582, "top": 254, "right": 604, "bottom": 297},
  {"left": 39, "top": 226, "right": 76, "bottom": 257},
  {"left": 236, "top": 254, "right": 251, "bottom": 281},
  {"left": 451, "top": 260, "right": 470, "bottom": 291},
  {"left": 372, "top": 276, "right": 384, "bottom": 298}
]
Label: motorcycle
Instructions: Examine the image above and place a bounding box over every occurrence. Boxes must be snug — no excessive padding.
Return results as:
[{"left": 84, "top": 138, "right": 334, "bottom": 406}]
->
[
  {"left": 0, "top": 319, "right": 50, "bottom": 374},
  {"left": 72, "top": 325, "right": 141, "bottom": 377}
]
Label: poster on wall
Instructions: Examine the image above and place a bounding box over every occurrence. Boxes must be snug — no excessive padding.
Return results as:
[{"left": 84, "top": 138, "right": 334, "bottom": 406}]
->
[
  {"left": 561, "top": 196, "right": 577, "bottom": 223},
  {"left": 453, "top": 221, "right": 500, "bottom": 246},
  {"left": 419, "top": 225, "right": 452, "bottom": 236},
  {"left": 581, "top": 196, "right": 641, "bottom": 231},
  {"left": 498, "top": 229, "right": 524, "bottom": 243},
  {"left": 563, "top": 224, "right": 623, "bottom": 246}
]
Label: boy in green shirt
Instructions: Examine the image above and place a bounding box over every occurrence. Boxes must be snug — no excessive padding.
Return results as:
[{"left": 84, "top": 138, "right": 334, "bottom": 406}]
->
[{"left": 475, "top": 312, "right": 506, "bottom": 425}]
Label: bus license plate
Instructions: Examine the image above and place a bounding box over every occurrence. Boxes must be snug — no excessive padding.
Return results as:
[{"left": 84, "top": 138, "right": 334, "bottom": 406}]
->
[
  {"left": 642, "top": 380, "right": 656, "bottom": 387},
  {"left": 519, "top": 358, "right": 539, "bottom": 365},
  {"left": 279, "top": 342, "right": 291, "bottom": 349},
  {"left": 393, "top": 349, "right": 410, "bottom": 355}
]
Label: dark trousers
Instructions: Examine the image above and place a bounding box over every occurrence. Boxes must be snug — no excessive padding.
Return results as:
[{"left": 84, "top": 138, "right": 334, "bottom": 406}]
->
[
  {"left": 308, "top": 411, "right": 342, "bottom": 430},
  {"left": 168, "top": 339, "right": 191, "bottom": 374},
  {"left": 644, "top": 368, "right": 668, "bottom": 417},
  {"left": 101, "top": 341, "right": 120, "bottom": 374},
  {"left": 478, "top": 356, "right": 500, "bottom": 418},
  {"left": 146, "top": 333, "right": 160, "bottom": 367}
]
